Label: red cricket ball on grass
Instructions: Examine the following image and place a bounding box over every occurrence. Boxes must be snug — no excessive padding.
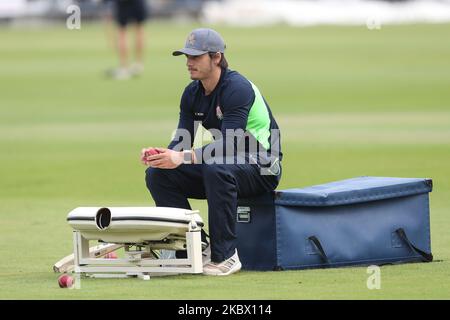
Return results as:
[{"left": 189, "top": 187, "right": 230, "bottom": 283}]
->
[{"left": 58, "top": 274, "right": 74, "bottom": 288}]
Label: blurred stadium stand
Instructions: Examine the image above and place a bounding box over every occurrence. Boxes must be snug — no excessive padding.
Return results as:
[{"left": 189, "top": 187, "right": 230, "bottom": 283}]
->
[
  {"left": 0, "top": 0, "right": 214, "bottom": 22},
  {"left": 1, "top": 0, "right": 450, "bottom": 25}
]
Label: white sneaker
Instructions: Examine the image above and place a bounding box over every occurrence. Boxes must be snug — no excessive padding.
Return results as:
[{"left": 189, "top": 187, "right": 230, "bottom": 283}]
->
[
  {"left": 106, "top": 67, "right": 131, "bottom": 80},
  {"left": 129, "top": 63, "right": 144, "bottom": 76},
  {"left": 202, "top": 249, "right": 241, "bottom": 276}
]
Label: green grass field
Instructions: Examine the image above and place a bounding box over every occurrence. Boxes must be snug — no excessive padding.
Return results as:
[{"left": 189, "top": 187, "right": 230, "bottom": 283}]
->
[{"left": 0, "top": 21, "right": 449, "bottom": 299}]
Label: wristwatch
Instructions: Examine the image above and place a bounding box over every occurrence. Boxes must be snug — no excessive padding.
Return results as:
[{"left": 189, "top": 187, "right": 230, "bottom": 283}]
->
[{"left": 183, "top": 150, "right": 193, "bottom": 164}]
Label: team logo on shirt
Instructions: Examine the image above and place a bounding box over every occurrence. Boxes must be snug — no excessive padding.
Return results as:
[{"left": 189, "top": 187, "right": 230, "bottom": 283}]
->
[{"left": 216, "top": 106, "right": 223, "bottom": 120}]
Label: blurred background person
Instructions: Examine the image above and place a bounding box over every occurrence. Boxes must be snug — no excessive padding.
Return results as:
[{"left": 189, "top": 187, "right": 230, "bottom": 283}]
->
[{"left": 104, "top": 0, "right": 149, "bottom": 80}]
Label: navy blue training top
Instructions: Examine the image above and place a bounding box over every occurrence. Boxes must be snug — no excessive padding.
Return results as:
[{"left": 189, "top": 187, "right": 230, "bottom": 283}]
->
[{"left": 168, "top": 68, "right": 282, "bottom": 167}]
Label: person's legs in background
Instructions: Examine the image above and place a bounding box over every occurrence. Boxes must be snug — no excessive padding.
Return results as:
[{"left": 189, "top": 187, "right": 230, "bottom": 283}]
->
[
  {"left": 129, "top": 23, "right": 145, "bottom": 76},
  {"left": 129, "top": 0, "right": 148, "bottom": 76},
  {"left": 117, "top": 27, "right": 128, "bottom": 68},
  {"left": 105, "top": 0, "right": 131, "bottom": 79},
  {"left": 107, "top": 0, "right": 148, "bottom": 79}
]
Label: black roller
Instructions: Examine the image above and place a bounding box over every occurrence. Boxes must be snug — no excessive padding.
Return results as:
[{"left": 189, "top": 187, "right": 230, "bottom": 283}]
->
[{"left": 96, "top": 208, "right": 111, "bottom": 230}]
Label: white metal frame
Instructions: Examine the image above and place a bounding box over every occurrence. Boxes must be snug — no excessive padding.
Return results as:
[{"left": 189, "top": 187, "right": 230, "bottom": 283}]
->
[{"left": 72, "top": 227, "right": 203, "bottom": 280}]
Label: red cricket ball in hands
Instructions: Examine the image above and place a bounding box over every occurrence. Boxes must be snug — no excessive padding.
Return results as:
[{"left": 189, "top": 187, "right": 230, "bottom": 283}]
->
[
  {"left": 141, "top": 147, "right": 162, "bottom": 166},
  {"left": 145, "top": 148, "right": 161, "bottom": 157}
]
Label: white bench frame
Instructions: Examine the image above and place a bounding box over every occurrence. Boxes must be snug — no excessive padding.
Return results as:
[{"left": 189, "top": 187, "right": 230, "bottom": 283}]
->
[{"left": 72, "top": 227, "right": 203, "bottom": 280}]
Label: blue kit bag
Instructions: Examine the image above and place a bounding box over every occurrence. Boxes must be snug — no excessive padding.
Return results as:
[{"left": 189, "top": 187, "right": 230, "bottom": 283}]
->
[{"left": 236, "top": 176, "right": 433, "bottom": 270}]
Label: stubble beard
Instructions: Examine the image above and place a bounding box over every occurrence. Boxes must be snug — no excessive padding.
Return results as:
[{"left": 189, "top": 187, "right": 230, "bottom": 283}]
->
[{"left": 190, "top": 60, "right": 214, "bottom": 81}]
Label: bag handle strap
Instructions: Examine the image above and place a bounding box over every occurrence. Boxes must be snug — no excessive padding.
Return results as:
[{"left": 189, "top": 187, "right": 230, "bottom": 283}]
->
[
  {"left": 396, "top": 228, "right": 433, "bottom": 262},
  {"left": 308, "top": 236, "right": 330, "bottom": 264}
]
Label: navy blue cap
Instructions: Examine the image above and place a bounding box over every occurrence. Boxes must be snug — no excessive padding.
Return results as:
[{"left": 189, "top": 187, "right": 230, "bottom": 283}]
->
[{"left": 173, "top": 28, "right": 226, "bottom": 56}]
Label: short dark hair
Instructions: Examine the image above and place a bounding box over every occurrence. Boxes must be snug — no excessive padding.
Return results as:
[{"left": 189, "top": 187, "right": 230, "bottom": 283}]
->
[{"left": 209, "top": 52, "right": 228, "bottom": 69}]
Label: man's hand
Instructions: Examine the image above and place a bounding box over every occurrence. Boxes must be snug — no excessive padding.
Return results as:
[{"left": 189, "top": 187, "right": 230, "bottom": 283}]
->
[
  {"left": 140, "top": 147, "right": 184, "bottom": 169},
  {"left": 140, "top": 147, "right": 160, "bottom": 166}
]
